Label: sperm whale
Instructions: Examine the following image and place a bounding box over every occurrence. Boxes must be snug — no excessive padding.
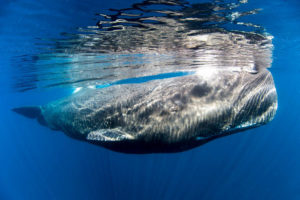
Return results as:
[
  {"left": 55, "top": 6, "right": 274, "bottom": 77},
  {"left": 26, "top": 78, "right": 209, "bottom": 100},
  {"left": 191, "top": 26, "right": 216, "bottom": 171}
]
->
[{"left": 13, "top": 64, "right": 277, "bottom": 153}]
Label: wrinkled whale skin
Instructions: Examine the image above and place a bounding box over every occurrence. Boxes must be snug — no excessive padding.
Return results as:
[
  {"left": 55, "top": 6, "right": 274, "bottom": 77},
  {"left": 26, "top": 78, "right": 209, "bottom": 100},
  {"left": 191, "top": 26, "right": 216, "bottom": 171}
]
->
[{"left": 13, "top": 68, "right": 277, "bottom": 153}]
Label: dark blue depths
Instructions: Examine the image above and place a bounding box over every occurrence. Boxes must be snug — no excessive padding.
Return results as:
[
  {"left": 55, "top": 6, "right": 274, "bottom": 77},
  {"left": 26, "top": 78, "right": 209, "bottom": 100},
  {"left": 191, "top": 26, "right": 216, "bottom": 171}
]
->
[{"left": 1, "top": 0, "right": 300, "bottom": 199}]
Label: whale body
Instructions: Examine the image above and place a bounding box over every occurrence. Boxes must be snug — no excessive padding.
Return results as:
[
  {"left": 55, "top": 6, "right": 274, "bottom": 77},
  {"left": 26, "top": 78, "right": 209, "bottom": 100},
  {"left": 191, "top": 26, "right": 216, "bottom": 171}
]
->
[{"left": 13, "top": 66, "right": 277, "bottom": 153}]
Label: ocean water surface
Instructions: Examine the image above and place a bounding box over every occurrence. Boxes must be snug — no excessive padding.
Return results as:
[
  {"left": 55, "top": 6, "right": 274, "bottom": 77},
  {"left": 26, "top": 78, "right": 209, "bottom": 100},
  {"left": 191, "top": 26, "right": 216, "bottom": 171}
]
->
[{"left": 1, "top": 0, "right": 300, "bottom": 199}]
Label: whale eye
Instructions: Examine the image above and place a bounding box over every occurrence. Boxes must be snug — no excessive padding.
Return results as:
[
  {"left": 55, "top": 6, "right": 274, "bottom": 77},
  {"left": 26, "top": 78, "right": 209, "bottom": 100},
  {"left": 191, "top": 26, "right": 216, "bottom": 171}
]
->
[{"left": 190, "top": 83, "right": 212, "bottom": 98}]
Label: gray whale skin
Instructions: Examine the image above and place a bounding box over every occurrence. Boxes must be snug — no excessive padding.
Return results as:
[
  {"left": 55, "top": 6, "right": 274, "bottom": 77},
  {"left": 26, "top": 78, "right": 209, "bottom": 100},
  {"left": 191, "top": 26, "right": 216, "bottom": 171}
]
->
[{"left": 13, "top": 67, "right": 277, "bottom": 153}]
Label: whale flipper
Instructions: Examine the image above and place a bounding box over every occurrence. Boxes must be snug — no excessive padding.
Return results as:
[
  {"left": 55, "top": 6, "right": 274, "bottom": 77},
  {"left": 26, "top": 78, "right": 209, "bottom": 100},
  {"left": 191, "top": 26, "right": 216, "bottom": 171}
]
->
[
  {"left": 12, "top": 106, "right": 41, "bottom": 119},
  {"left": 86, "top": 129, "right": 135, "bottom": 142}
]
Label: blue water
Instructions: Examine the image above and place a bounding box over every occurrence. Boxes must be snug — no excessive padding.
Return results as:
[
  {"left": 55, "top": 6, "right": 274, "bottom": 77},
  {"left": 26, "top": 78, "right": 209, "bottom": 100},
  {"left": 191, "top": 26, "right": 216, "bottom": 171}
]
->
[{"left": 1, "top": 0, "right": 300, "bottom": 199}]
